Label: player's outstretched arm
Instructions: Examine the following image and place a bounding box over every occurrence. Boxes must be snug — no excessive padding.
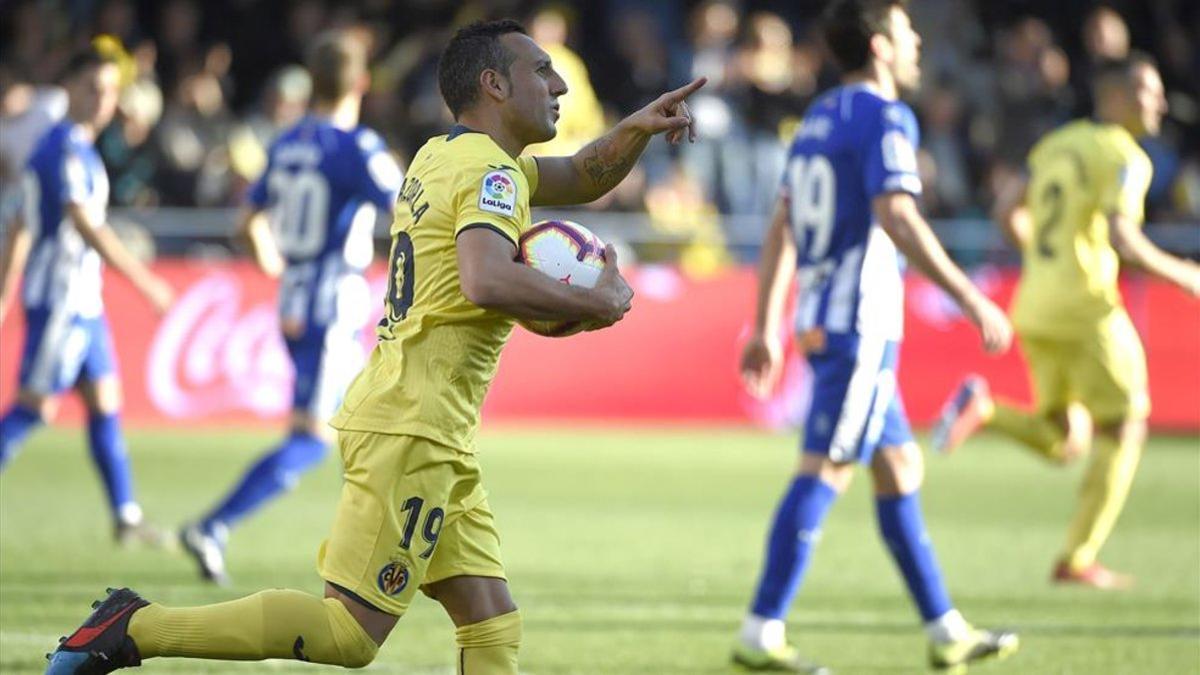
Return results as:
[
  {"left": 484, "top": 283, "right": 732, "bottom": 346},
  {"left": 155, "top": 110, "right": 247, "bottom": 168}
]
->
[
  {"left": 457, "top": 228, "right": 632, "bottom": 327},
  {"left": 992, "top": 173, "right": 1032, "bottom": 250},
  {"left": 875, "top": 192, "right": 1013, "bottom": 354},
  {"left": 67, "top": 202, "right": 174, "bottom": 314},
  {"left": 530, "top": 78, "right": 707, "bottom": 207},
  {"left": 0, "top": 214, "right": 32, "bottom": 324},
  {"left": 236, "top": 207, "right": 285, "bottom": 279},
  {"left": 741, "top": 198, "right": 796, "bottom": 399},
  {"left": 1110, "top": 214, "right": 1200, "bottom": 297}
]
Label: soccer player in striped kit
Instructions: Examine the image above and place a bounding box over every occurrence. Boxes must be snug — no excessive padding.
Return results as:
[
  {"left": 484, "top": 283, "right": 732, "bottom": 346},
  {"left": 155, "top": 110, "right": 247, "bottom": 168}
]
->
[
  {"left": 0, "top": 43, "right": 173, "bottom": 542},
  {"left": 733, "top": 1, "right": 1018, "bottom": 671}
]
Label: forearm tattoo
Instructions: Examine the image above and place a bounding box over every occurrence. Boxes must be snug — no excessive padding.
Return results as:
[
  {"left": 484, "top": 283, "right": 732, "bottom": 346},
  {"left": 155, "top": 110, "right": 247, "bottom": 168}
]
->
[{"left": 582, "top": 135, "right": 636, "bottom": 191}]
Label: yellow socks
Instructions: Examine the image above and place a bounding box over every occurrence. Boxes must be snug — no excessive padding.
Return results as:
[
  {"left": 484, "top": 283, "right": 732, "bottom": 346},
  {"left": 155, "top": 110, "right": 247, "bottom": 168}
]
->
[
  {"left": 128, "top": 589, "right": 378, "bottom": 667},
  {"left": 456, "top": 610, "right": 522, "bottom": 675},
  {"left": 1063, "top": 434, "right": 1143, "bottom": 569},
  {"left": 988, "top": 403, "right": 1067, "bottom": 462}
]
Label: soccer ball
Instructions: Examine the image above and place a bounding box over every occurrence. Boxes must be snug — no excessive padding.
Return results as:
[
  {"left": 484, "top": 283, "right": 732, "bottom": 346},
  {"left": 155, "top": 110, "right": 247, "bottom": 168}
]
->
[{"left": 517, "top": 220, "right": 607, "bottom": 337}]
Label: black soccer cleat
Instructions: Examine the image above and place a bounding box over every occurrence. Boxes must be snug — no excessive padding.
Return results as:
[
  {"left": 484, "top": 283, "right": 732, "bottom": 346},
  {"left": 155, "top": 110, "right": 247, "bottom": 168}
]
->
[{"left": 45, "top": 587, "right": 148, "bottom": 674}]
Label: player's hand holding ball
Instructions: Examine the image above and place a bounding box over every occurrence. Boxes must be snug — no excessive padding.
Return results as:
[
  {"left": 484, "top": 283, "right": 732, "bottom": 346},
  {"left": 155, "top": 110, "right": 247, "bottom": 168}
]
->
[
  {"left": 740, "top": 332, "right": 784, "bottom": 399},
  {"left": 584, "top": 244, "right": 634, "bottom": 330},
  {"left": 517, "top": 220, "right": 632, "bottom": 336}
]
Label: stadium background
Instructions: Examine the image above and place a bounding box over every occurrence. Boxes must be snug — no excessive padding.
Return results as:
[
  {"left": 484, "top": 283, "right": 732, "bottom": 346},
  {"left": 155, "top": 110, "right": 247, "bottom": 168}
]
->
[{"left": 0, "top": 1, "right": 1198, "bottom": 674}]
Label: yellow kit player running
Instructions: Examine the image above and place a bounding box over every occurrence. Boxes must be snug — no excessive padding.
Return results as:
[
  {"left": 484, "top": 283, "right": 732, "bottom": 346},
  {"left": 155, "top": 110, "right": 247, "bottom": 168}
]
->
[
  {"left": 46, "top": 19, "right": 706, "bottom": 675},
  {"left": 933, "top": 54, "right": 1200, "bottom": 589}
]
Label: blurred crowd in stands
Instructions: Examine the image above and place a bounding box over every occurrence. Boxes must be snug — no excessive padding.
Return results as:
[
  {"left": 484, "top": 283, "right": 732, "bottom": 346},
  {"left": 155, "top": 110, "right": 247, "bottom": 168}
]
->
[{"left": 1, "top": 0, "right": 1197, "bottom": 269}]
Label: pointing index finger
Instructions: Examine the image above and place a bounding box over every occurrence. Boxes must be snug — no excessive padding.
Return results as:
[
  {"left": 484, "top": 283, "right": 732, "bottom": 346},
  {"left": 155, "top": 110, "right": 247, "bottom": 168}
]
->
[{"left": 663, "top": 77, "right": 707, "bottom": 104}]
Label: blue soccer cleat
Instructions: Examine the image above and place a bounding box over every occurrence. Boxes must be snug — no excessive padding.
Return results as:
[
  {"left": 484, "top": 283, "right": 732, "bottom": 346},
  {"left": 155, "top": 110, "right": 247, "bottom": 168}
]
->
[
  {"left": 45, "top": 587, "right": 148, "bottom": 674},
  {"left": 931, "top": 375, "right": 993, "bottom": 455}
]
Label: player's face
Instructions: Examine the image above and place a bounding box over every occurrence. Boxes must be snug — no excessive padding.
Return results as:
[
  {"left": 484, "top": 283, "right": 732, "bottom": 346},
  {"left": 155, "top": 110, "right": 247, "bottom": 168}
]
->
[
  {"left": 1130, "top": 63, "right": 1167, "bottom": 136},
  {"left": 71, "top": 62, "right": 121, "bottom": 131},
  {"left": 886, "top": 6, "right": 922, "bottom": 94},
  {"left": 499, "top": 33, "right": 568, "bottom": 145}
]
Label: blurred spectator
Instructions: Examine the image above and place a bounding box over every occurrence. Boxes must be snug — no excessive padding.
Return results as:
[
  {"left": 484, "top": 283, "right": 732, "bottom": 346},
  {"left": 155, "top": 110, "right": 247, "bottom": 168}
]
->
[
  {"left": 680, "top": 1, "right": 754, "bottom": 215},
  {"left": 993, "top": 17, "right": 1073, "bottom": 170},
  {"left": 1072, "top": 5, "right": 1131, "bottom": 118},
  {"left": 918, "top": 83, "right": 973, "bottom": 217},
  {"left": 525, "top": 5, "right": 606, "bottom": 156},
  {"left": 98, "top": 78, "right": 164, "bottom": 207},
  {"left": 642, "top": 162, "right": 729, "bottom": 277},
  {"left": 154, "top": 58, "right": 235, "bottom": 206},
  {"left": 227, "top": 65, "right": 312, "bottom": 189},
  {"left": 0, "top": 63, "right": 67, "bottom": 225}
]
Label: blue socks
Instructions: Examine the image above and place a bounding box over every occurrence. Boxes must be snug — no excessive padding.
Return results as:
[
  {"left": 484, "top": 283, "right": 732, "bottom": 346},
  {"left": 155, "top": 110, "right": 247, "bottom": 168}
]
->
[
  {"left": 876, "top": 492, "right": 953, "bottom": 622},
  {"left": 87, "top": 413, "right": 139, "bottom": 521},
  {"left": 0, "top": 404, "right": 42, "bottom": 469},
  {"left": 201, "top": 431, "right": 328, "bottom": 535},
  {"left": 750, "top": 475, "right": 839, "bottom": 619}
]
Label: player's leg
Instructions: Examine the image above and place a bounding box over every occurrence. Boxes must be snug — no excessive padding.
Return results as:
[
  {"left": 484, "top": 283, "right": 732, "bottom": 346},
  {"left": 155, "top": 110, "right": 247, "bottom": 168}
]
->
[
  {"left": 181, "top": 326, "right": 356, "bottom": 581},
  {"left": 0, "top": 389, "right": 55, "bottom": 468},
  {"left": 423, "top": 496, "right": 522, "bottom": 675},
  {"left": 46, "top": 430, "right": 438, "bottom": 672},
  {"left": 1055, "top": 311, "right": 1148, "bottom": 588},
  {"left": 0, "top": 307, "right": 69, "bottom": 467},
  {"left": 736, "top": 333, "right": 879, "bottom": 673},
  {"left": 870, "top": 340, "right": 1019, "bottom": 670},
  {"left": 933, "top": 335, "right": 1086, "bottom": 462}
]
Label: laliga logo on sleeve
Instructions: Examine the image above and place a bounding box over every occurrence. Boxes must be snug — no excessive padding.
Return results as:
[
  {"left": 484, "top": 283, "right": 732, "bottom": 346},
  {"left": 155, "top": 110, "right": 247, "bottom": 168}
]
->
[{"left": 479, "top": 170, "right": 516, "bottom": 216}]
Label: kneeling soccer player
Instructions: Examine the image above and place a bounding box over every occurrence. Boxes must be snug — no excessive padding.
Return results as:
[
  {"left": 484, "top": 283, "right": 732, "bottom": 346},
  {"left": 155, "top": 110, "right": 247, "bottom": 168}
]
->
[{"left": 47, "top": 19, "right": 705, "bottom": 674}]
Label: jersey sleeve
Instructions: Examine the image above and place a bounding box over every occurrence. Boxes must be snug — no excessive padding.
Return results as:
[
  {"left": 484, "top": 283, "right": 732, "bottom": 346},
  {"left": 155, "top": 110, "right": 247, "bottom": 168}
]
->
[
  {"left": 453, "top": 160, "right": 529, "bottom": 247},
  {"left": 245, "top": 149, "right": 272, "bottom": 209},
  {"left": 1099, "top": 146, "right": 1152, "bottom": 224},
  {"left": 862, "top": 102, "right": 922, "bottom": 198},
  {"left": 354, "top": 128, "right": 404, "bottom": 210},
  {"left": 517, "top": 155, "right": 539, "bottom": 198},
  {"left": 60, "top": 144, "right": 90, "bottom": 207}
]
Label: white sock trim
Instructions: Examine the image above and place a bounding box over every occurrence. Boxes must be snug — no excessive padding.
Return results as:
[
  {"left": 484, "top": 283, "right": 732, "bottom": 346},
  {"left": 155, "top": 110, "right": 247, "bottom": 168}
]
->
[
  {"left": 740, "top": 614, "right": 786, "bottom": 651},
  {"left": 925, "top": 608, "right": 971, "bottom": 644}
]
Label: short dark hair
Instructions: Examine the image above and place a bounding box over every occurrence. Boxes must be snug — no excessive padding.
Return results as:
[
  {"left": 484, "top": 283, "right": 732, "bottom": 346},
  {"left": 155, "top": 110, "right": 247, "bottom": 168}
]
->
[
  {"left": 307, "top": 30, "right": 367, "bottom": 103},
  {"left": 437, "top": 19, "right": 526, "bottom": 118},
  {"left": 1091, "top": 50, "right": 1157, "bottom": 97},
  {"left": 62, "top": 43, "right": 118, "bottom": 82},
  {"left": 821, "top": 0, "right": 907, "bottom": 73}
]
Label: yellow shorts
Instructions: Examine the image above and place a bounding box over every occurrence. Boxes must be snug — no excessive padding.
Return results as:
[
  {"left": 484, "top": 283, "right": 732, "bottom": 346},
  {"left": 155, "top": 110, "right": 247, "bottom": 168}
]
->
[
  {"left": 1020, "top": 309, "right": 1149, "bottom": 423},
  {"left": 317, "top": 430, "right": 505, "bottom": 616}
]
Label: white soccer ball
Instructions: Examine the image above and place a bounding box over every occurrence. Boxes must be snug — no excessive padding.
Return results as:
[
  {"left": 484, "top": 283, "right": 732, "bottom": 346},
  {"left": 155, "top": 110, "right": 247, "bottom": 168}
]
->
[{"left": 517, "top": 220, "right": 607, "bottom": 337}]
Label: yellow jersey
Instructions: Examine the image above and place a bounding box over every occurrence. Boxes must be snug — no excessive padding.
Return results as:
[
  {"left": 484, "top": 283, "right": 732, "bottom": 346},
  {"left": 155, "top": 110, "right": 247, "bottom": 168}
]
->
[
  {"left": 1011, "top": 120, "right": 1152, "bottom": 339},
  {"left": 330, "top": 126, "right": 539, "bottom": 450}
]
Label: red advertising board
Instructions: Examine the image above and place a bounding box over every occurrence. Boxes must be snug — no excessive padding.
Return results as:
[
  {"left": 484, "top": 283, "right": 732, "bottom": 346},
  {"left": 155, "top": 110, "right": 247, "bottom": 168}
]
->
[{"left": 1, "top": 260, "right": 1197, "bottom": 430}]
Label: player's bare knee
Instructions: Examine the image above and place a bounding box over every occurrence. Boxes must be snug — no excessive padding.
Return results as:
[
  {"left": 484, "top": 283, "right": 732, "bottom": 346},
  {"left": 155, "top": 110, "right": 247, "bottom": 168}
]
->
[
  {"left": 871, "top": 444, "right": 924, "bottom": 496},
  {"left": 798, "top": 452, "right": 854, "bottom": 493},
  {"left": 16, "top": 390, "right": 57, "bottom": 422},
  {"left": 290, "top": 412, "right": 330, "bottom": 439},
  {"left": 428, "top": 575, "right": 517, "bottom": 627},
  {"left": 79, "top": 377, "right": 122, "bottom": 414}
]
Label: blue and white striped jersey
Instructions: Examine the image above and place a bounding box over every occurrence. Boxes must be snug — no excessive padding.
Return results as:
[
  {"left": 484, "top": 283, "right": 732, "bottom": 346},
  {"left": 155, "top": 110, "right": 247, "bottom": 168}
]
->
[
  {"left": 248, "top": 116, "right": 403, "bottom": 330},
  {"left": 21, "top": 121, "right": 109, "bottom": 318},
  {"left": 781, "top": 84, "right": 922, "bottom": 340}
]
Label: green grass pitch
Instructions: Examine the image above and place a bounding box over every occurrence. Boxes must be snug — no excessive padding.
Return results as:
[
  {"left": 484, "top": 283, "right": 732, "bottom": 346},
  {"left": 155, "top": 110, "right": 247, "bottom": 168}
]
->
[{"left": 1, "top": 426, "right": 1197, "bottom": 674}]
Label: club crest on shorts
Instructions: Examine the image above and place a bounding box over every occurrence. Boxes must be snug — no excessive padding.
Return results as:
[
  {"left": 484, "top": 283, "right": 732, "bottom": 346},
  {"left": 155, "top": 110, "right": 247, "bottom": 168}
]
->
[{"left": 377, "top": 561, "right": 410, "bottom": 596}]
